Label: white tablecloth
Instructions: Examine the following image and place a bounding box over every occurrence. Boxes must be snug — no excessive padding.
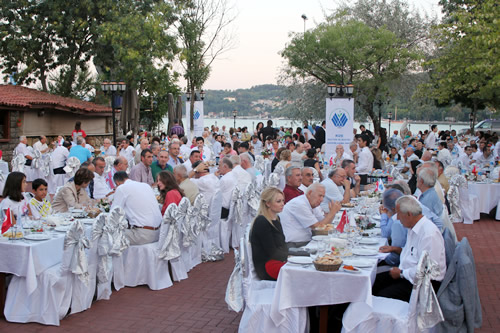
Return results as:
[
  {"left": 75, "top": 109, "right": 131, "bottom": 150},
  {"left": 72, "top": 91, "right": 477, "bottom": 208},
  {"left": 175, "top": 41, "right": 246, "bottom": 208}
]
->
[
  {"left": 0, "top": 234, "right": 65, "bottom": 295},
  {"left": 468, "top": 182, "right": 500, "bottom": 214},
  {"left": 270, "top": 237, "right": 387, "bottom": 328}
]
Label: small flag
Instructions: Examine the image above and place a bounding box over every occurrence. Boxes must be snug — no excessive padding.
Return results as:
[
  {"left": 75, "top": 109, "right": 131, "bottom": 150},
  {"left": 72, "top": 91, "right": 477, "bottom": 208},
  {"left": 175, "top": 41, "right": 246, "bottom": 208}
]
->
[
  {"left": 374, "top": 180, "right": 385, "bottom": 193},
  {"left": 1, "top": 208, "right": 12, "bottom": 234},
  {"left": 336, "top": 210, "right": 349, "bottom": 233}
]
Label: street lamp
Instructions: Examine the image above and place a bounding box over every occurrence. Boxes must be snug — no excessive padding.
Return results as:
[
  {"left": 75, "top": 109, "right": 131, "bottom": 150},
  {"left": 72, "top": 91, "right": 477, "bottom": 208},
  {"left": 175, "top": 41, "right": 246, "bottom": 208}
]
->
[
  {"left": 301, "top": 14, "right": 307, "bottom": 34},
  {"left": 233, "top": 110, "right": 237, "bottom": 129},
  {"left": 388, "top": 111, "right": 393, "bottom": 135},
  {"left": 101, "top": 81, "right": 126, "bottom": 147},
  {"left": 327, "top": 81, "right": 354, "bottom": 99},
  {"left": 200, "top": 90, "right": 205, "bottom": 101},
  {"left": 469, "top": 112, "right": 474, "bottom": 133}
]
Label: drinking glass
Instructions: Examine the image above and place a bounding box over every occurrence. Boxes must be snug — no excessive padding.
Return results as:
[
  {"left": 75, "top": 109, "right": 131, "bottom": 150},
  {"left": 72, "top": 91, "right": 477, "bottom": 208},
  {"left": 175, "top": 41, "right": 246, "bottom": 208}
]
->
[{"left": 317, "top": 241, "right": 327, "bottom": 257}]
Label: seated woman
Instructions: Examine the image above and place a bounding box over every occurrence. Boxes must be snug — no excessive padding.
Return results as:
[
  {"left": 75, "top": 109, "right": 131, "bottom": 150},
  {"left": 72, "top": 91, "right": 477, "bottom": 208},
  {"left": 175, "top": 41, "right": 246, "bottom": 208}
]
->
[
  {"left": 28, "top": 178, "right": 52, "bottom": 218},
  {"left": 52, "top": 167, "right": 94, "bottom": 213},
  {"left": 250, "top": 187, "right": 288, "bottom": 281},
  {"left": 389, "top": 147, "right": 401, "bottom": 162},
  {"left": 303, "top": 148, "right": 323, "bottom": 181},
  {"left": 1, "top": 171, "right": 29, "bottom": 220},
  {"left": 158, "top": 170, "right": 184, "bottom": 215}
]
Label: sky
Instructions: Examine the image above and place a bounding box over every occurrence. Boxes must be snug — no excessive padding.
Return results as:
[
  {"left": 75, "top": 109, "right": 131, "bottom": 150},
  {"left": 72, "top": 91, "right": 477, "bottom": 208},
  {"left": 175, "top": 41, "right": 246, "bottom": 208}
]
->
[{"left": 196, "top": 0, "right": 442, "bottom": 91}]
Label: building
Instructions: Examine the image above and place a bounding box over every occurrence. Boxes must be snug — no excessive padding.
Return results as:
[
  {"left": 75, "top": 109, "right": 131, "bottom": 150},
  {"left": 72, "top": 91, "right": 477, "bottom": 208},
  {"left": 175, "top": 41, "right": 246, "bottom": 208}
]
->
[{"left": 0, "top": 85, "right": 116, "bottom": 161}]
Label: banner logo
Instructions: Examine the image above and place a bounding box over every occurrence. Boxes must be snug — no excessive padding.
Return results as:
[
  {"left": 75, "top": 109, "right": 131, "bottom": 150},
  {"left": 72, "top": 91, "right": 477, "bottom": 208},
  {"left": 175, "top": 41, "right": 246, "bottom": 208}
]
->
[
  {"left": 331, "top": 108, "right": 349, "bottom": 128},
  {"left": 194, "top": 109, "right": 201, "bottom": 120}
]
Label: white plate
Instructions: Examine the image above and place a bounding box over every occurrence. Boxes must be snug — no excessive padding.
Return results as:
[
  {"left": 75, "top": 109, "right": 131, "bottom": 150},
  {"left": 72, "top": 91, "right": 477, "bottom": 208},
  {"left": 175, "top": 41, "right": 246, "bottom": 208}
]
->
[
  {"left": 80, "top": 218, "right": 95, "bottom": 225},
  {"left": 371, "top": 215, "right": 381, "bottom": 221},
  {"left": 352, "top": 248, "right": 379, "bottom": 256},
  {"left": 312, "top": 235, "right": 329, "bottom": 242},
  {"left": 54, "top": 226, "right": 70, "bottom": 232},
  {"left": 288, "top": 256, "right": 313, "bottom": 265},
  {"left": 71, "top": 209, "right": 84, "bottom": 213},
  {"left": 341, "top": 266, "right": 362, "bottom": 274},
  {"left": 359, "top": 238, "right": 380, "bottom": 245},
  {"left": 24, "top": 234, "right": 50, "bottom": 241},
  {"left": 342, "top": 258, "right": 377, "bottom": 268}
]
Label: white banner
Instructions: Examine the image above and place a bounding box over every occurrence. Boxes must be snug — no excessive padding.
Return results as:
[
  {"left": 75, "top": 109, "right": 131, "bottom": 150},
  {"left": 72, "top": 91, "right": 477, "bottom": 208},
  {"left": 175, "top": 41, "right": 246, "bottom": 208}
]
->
[
  {"left": 325, "top": 98, "right": 354, "bottom": 161},
  {"left": 185, "top": 101, "right": 204, "bottom": 138}
]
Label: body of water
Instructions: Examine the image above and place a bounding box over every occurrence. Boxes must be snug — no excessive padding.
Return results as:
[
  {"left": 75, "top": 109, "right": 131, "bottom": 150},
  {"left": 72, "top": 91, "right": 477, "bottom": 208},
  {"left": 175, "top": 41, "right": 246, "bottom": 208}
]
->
[{"left": 162, "top": 117, "right": 470, "bottom": 134}]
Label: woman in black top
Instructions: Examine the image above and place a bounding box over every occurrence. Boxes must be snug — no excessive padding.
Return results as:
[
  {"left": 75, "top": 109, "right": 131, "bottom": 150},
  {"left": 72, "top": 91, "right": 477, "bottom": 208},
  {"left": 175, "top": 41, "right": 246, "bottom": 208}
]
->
[
  {"left": 408, "top": 160, "right": 422, "bottom": 194},
  {"left": 303, "top": 148, "right": 323, "bottom": 181},
  {"left": 250, "top": 187, "right": 288, "bottom": 281}
]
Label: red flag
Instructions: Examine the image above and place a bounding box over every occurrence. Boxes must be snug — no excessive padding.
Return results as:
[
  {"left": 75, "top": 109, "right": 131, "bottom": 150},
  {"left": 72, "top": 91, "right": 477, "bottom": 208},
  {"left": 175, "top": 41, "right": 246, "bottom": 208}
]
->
[
  {"left": 336, "top": 210, "right": 349, "bottom": 233},
  {"left": 2, "top": 208, "right": 12, "bottom": 234}
]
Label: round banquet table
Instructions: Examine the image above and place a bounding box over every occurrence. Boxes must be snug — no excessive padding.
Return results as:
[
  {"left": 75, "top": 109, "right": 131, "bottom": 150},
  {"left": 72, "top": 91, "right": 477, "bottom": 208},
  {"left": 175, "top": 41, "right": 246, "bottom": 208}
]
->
[{"left": 467, "top": 182, "right": 500, "bottom": 217}]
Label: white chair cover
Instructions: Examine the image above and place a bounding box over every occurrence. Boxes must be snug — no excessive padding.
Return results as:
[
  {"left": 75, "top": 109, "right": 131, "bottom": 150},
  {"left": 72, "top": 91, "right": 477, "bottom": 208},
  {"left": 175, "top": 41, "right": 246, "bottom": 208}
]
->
[
  {"left": 159, "top": 203, "right": 188, "bottom": 282},
  {"left": 449, "top": 174, "right": 480, "bottom": 224},
  {"left": 11, "top": 153, "right": 26, "bottom": 173},
  {"left": 228, "top": 186, "right": 246, "bottom": 250},
  {"left": 342, "top": 250, "right": 444, "bottom": 333},
  {"left": 202, "top": 189, "right": 225, "bottom": 261},
  {"left": 178, "top": 197, "right": 200, "bottom": 272},
  {"left": 104, "top": 156, "right": 116, "bottom": 173},
  {"left": 4, "top": 220, "right": 89, "bottom": 325},
  {"left": 0, "top": 159, "right": 9, "bottom": 194},
  {"left": 440, "top": 204, "right": 457, "bottom": 243},
  {"left": 112, "top": 206, "right": 175, "bottom": 290},
  {"left": 63, "top": 157, "right": 81, "bottom": 178},
  {"left": 444, "top": 166, "right": 460, "bottom": 180},
  {"left": 254, "top": 155, "right": 265, "bottom": 174}
]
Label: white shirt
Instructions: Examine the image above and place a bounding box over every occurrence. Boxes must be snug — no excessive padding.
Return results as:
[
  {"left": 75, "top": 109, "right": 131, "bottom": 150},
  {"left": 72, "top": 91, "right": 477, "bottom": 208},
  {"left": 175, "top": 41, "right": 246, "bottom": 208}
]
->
[
  {"left": 475, "top": 153, "right": 495, "bottom": 167},
  {"left": 192, "top": 174, "right": 219, "bottom": 205},
  {"left": 183, "top": 159, "right": 194, "bottom": 173},
  {"left": 280, "top": 195, "right": 325, "bottom": 243},
  {"left": 15, "top": 142, "right": 31, "bottom": 157},
  {"left": 33, "top": 141, "right": 48, "bottom": 154},
  {"left": 85, "top": 143, "right": 95, "bottom": 153},
  {"left": 252, "top": 140, "right": 263, "bottom": 155},
  {"left": 456, "top": 152, "right": 472, "bottom": 169},
  {"left": 399, "top": 216, "right": 446, "bottom": 284},
  {"left": 192, "top": 146, "right": 213, "bottom": 161},
  {"left": 212, "top": 141, "right": 222, "bottom": 156},
  {"left": 471, "top": 151, "right": 482, "bottom": 161},
  {"left": 437, "top": 149, "right": 452, "bottom": 166},
  {"left": 180, "top": 144, "right": 192, "bottom": 160},
  {"left": 50, "top": 146, "right": 69, "bottom": 169},
  {"left": 111, "top": 179, "right": 162, "bottom": 228},
  {"left": 219, "top": 171, "right": 237, "bottom": 209},
  {"left": 356, "top": 147, "right": 373, "bottom": 175},
  {"left": 232, "top": 165, "right": 252, "bottom": 188},
  {"left": 93, "top": 172, "right": 111, "bottom": 199},
  {"left": 100, "top": 145, "right": 117, "bottom": 156},
  {"left": 320, "top": 178, "right": 344, "bottom": 212},
  {"left": 424, "top": 131, "right": 437, "bottom": 149},
  {"left": 290, "top": 151, "right": 304, "bottom": 168},
  {"left": 119, "top": 146, "right": 135, "bottom": 163}
]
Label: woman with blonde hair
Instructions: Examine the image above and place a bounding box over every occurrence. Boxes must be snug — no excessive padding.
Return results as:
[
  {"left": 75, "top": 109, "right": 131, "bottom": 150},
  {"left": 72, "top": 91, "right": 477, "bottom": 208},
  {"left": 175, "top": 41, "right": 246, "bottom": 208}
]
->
[{"left": 250, "top": 187, "right": 288, "bottom": 280}]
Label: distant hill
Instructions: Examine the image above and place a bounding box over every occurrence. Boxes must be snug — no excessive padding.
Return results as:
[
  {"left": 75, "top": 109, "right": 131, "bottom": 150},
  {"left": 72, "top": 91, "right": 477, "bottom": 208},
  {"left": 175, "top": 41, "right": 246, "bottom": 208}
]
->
[{"left": 203, "top": 84, "right": 285, "bottom": 118}]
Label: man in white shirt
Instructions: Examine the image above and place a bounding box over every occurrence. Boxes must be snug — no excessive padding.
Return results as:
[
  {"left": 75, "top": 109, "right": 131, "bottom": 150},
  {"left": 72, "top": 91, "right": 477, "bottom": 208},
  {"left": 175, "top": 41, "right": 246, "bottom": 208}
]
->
[
  {"left": 212, "top": 134, "right": 223, "bottom": 157},
  {"left": 192, "top": 136, "right": 213, "bottom": 161},
  {"left": 456, "top": 146, "right": 472, "bottom": 169},
  {"left": 280, "top": 183, "right": 341, "bottom": 247},
  {"left": 290, "top": 142, "right": 305, "bottom": 167},
  {"left": 298, "top": 167, "right": 314, "bottom": 192},
  {"left": 118, "top": 139, "right": 135, "bottom": 164},
  {"left": 251, "top": 135, "right": 263, "bottom": 156},
  {"left": 183, "top": 150, "right": 201, "bottom": 173},
  {"left": 33, "top": 135, "right": 50, "bottom": 154},
  {"left": 49, "top": 140, "right": 71, "bottom": 194},
  {"left": 398, "top": 141, "right": 409, "bottom": 159},
  {"left": 320, "top": 168, "right": 350, "bottom": 212},
  {"left": 472, "top": 144, "right": 495, "bottom": 167},
  {"left": 112, "top": 171, "right": 162, "bottom": 245},
  {"left": 218, "top": 157, "right": 237, "bottom": 219},
  {"left": 191, "top": 160, "right": 219, "bottom": 205},
  {"left": 167, "top": 141, "right": 184, "bottom": 168},
  {"left": 329, "top": 144, "right": 351, "bottom": 166},
  {"left": 437, "top": 142, "right": 452, "bottom": 167},
  {"left": 179, "top": 136, "right": 191, "bottom": 160},
  {"left": 240, "top": 152, "right": 258, "bottom": 181},
  {"left": 105, "top": 156, "right": 129, "bottom": 190},
  {"left": 100, "top": 138, "right": 117, "bottom": 156},
  {"left": 372, "top": 195, "right": 446, "bottom": 302},
  {"left": 92, "top": 157, "right": 112, "bottom": 199},
  {"left": 424, "top": 125, "right": 438, "bottom": 150},
  {"left": 229, "top": 155, "right": 252, "bottom": 189},
  {"left": 15, "top": 136, "right": 33, "bottom": 162},
  {"left": 134, "top": 138, "right": 149, "bottom": 165},
  {"left": 356, "top": 134, "right": 374, "bottom": 185}
]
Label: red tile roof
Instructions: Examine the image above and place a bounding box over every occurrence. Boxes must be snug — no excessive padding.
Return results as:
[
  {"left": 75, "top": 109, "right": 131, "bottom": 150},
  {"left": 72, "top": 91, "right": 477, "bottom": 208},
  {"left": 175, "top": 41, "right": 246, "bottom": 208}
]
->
[{"left": 0, "top": 84, "right": 113, "bottom": 113}]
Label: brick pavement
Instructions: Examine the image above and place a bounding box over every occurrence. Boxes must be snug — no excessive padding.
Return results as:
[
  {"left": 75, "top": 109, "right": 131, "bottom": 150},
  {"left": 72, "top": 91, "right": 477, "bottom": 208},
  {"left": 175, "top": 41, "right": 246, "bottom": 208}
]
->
[{"left": 1, "top": 217, "right": 499, "bottom": 332}]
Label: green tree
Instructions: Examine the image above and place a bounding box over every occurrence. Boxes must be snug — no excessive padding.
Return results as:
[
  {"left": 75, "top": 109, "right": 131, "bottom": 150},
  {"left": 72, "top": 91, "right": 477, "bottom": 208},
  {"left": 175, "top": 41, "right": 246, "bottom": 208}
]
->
[
  {"left": 418, "top": 0, "right": 500, "bottom": 130},
  {"left": 176, "top": 0, "right": 236, "bottom": 133}
]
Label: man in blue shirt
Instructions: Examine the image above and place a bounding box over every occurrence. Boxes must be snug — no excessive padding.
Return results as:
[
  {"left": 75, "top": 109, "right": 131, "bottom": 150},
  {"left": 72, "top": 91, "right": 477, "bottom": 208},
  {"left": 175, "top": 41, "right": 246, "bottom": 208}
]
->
[
  {"left": 417, "top": 167, "right": 443, "bottom": 218},
  {"left": 68, "top": 137, "right": 92, "bottom": 164},
  {"left": 379, "top": 189, "right": 407, "bottom": 266}
]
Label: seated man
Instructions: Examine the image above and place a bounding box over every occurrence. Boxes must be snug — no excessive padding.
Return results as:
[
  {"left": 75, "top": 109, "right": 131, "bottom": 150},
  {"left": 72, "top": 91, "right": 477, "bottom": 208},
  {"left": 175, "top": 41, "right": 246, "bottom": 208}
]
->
[
  {"left": 298, "top": 167, "right": 314, "bottom": 192},
  {"left": 372, "top": 195, "right": 446, "bottom": 302},
  {"left": 280, "top": 183, "right": 341, "bottom": 248},
  {"left": 173, "top": 164, "right": 199, "bottom": 204},
  {"left": 320, "top": 168, "right": 350, "bottom": 212},
  {"left": 417, "top": 167, "right": 443, "bottom": 218},
  {"left": 342, "top": 159, "right": 360, "bottom": 197},
  {"left": 191, "top": 160, "right": 219, "bottom": 205},
  {"left": 283, "top": 166, "right": 303, "bottom": 203},
  {"left": 112, "top": 171, "right": 162, "bottom": 245},
  {"left": 129, "top": 148, "right": 154, "bottom": 186},
  {"left": 378, "top": 189, "right": 407, "bottom": 267}
]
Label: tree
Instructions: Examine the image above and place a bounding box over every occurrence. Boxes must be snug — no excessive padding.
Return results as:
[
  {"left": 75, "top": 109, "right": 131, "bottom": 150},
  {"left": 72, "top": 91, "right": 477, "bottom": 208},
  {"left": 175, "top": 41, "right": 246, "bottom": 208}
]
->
[
  {"left": 418, "top": 0, "right": 500, "bottom": 131},
  {"left": 280, "top": 0, "right": 431, "bottom": 134},
  {"left": 176, "top": 0, "right": 236, "bottom": 134}
]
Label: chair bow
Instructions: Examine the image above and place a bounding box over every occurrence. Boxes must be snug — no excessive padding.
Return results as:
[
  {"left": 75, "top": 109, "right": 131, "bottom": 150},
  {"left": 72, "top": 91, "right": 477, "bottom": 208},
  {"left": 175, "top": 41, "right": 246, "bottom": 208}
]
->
[
  {"left": 245, "top": 182, "right": 259, "bottom": 217},
  {"left": 31, "top": 149, "right": 42, "bottom": 169},
  {"left": 254, "top": 155, "right": 265, "bottom": 173},
  {"left": 11, "top": 153, "right": 26, "bottom": 172},
  {"left": 92, "top": 214, "right": 113, "bottom": 285},
  {"left": 0, "top": 169, "right": 5, "bottom": 182},
  {"left": 158, "top": 203, "right": 181, "bottom": 261},
  {"left": 444, "top": 166, "right": 460, "bottom": 180},
  {"left": 40, "top": 154, "right": 51, "bottom": 178},
  {"left": 107, "top": 207, "right": 130, "bottom": 255},
  {"left": 411, "top": 250, "right": 445, "bottom": 330},
  {"left": 104, "top": 156, "right": 116, "bottom": 173},
  {"left": 228, "top": 186, "right": 245, "bottom": 227},
  {"left": 225, "top": 248, "right": 244, "bottom": 312},
  {"left": 193, "top": 194, "right": 210, "bottom": 233},
  {"left": 177, "top": 198, "right": 193, "bottom": 247},
  {"left": 64, "top": 157, "right": 81, "bottom": 177},
  {"left": 64, "top": 220, "right": 90, "bottom": 285},
  {"left": 448, "top": 174, "right": 466, "bottom": 222}
]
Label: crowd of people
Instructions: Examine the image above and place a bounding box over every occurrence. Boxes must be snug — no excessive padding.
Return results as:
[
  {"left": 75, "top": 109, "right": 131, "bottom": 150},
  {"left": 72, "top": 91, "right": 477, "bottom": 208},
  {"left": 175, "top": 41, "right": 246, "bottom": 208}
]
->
[{"left": 1, "top": 118, "right": 490, "bottom": 328}]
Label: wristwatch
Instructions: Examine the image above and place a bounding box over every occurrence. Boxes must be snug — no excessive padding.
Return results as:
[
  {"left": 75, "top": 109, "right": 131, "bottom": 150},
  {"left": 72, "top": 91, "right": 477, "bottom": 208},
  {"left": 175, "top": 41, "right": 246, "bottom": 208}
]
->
[{"left": 400, "top": 270, "right": 404, "bottom": 279}]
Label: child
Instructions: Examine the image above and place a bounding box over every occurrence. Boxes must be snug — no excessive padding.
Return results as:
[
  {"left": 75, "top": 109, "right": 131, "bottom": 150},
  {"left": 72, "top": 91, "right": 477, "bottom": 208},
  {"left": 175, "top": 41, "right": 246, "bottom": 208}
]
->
[
  {"left": 1, "top": 171, "right": 29, "bottom": 221},
  {"left": 28, "top": 178, "right": 52, "bottom": 219}
]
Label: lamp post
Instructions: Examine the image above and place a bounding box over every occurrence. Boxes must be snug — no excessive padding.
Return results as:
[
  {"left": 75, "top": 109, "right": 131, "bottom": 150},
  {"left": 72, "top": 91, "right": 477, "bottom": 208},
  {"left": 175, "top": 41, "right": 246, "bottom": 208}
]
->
[
  {"left": 301, "top": 14, "right": 307, "bottom": 34},
  {"left": 101, "top": 81, "right": 126, "bottom": 147},
  {"left": 469, "top": 112, "right": 474, "bottom": 134},
  {"left": 327, "top": 81, "right": 354, "bottom": 99},
  {"left": 233, "top": 110, "right": 237, "bottom": 129},
  {"left": 388, "top": 111, "right": 392, "bottom": 136}
]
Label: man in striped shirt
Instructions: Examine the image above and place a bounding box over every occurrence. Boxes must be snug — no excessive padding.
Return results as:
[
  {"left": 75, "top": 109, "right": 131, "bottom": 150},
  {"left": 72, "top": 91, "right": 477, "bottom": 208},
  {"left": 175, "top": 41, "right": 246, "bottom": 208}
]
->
[{"left": 170, "top": 119, "right": 185, "bottom": 138}]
